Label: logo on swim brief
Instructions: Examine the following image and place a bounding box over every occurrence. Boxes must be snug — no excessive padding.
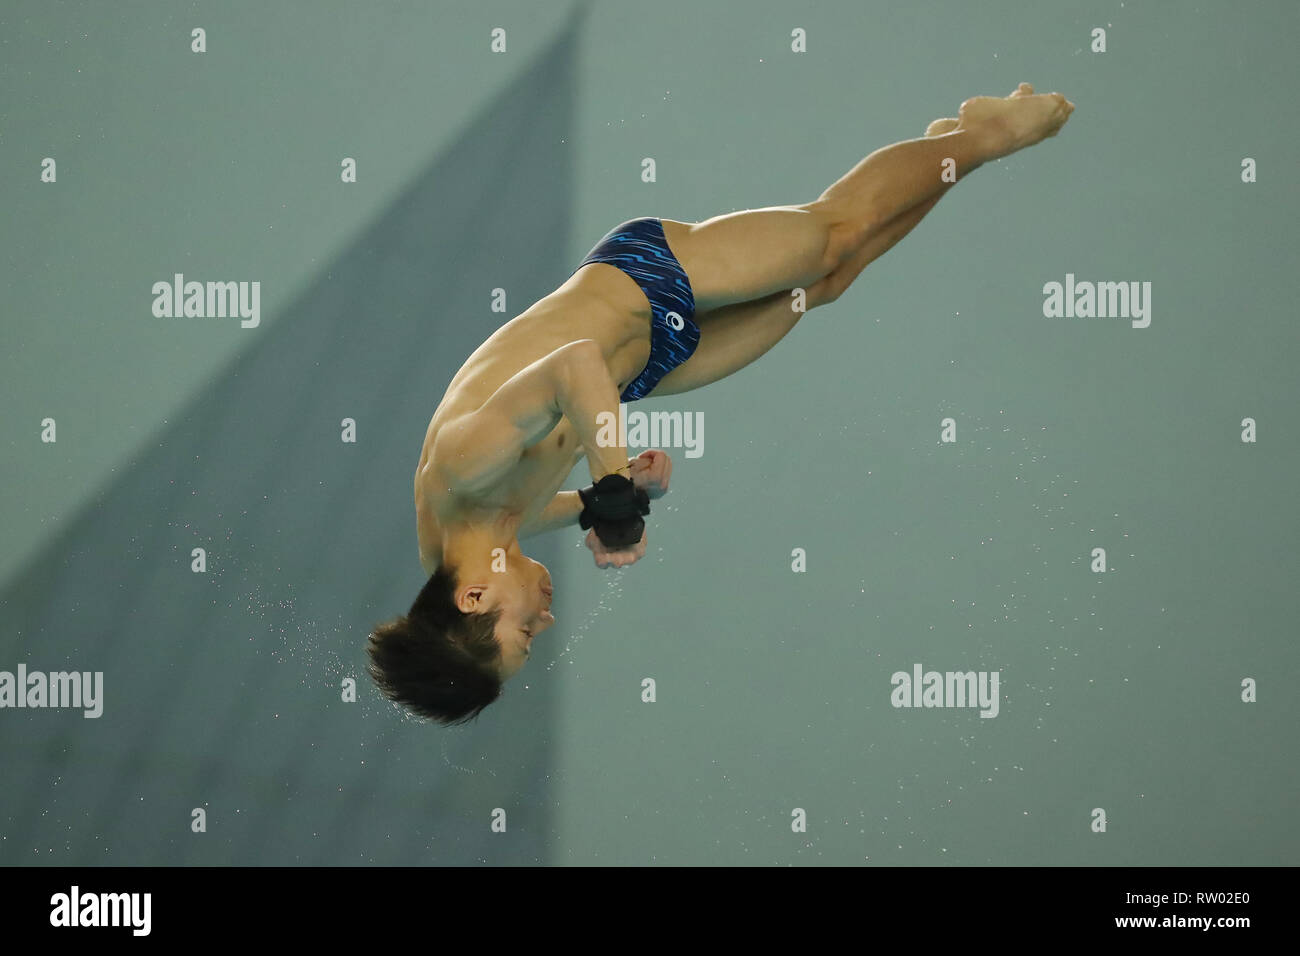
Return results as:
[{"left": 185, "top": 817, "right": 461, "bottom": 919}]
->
[{"left": 665, "top": 311, "right": 685, "bottom": 331}]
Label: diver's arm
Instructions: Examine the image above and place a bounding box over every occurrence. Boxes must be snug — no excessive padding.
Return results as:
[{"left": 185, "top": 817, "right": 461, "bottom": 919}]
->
[
  {"left": 433, "top": 339, "right": 626, "bottom": 493},
  {"left": 551, "top": 340, "right": 630, "bottom": 481},
  {"left": 518, "top": 491, "right": 584, "bottom": 540}
]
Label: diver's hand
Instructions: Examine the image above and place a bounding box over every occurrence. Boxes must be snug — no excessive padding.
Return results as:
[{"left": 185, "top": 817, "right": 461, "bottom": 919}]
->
[
  {"left": 585, "top": 525, "right": 647, "bottom": 569},
  {"left": 627, "top": 449, "right": 671, "bottom": 499}
]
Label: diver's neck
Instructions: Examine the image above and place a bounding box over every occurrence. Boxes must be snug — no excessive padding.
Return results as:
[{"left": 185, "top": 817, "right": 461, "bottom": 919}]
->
[{"left": 440, "top": 516, "right": 521, "bottom": 572}]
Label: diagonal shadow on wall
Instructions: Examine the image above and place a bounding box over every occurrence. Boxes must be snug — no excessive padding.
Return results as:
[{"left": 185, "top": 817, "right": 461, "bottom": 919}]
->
[{"left": 0, "top": 15, "right": 581, "bottom": 865}]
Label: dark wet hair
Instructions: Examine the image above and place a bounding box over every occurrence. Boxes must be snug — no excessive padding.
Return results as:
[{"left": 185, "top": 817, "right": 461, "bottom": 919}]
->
[{"left": 367, "top": 565, "right": 503, "bottom": 725}]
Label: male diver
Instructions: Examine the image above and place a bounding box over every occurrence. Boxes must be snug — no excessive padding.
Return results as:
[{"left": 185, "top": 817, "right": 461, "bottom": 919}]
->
[{"left": 369, "top": 84, "right": 1074, "bottom": 724}]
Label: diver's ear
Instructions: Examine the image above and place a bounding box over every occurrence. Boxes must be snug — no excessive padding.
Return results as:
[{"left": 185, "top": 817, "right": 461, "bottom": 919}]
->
[{"left": 456, "top": 584, "right": 488, "bottom": 614}]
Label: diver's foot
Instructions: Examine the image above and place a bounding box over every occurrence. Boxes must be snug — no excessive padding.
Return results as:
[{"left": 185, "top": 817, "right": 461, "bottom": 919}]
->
[{"left": 955, "top": 82, "right": 1074, "bottom": 160}]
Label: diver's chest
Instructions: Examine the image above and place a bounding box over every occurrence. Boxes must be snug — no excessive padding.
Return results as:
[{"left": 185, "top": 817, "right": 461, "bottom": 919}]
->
[{"left": 513, "top": 419, "right": 583, "bottom": 483}]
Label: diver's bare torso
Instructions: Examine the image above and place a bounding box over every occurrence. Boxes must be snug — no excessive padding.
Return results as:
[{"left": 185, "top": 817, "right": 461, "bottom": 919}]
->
[{"left": 414, "top": 263, "right": 651, "bottom": 570}]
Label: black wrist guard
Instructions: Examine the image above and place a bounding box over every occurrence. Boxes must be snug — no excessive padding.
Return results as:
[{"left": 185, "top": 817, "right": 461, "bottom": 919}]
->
[{"left": 578, "top": 474, "right": 651, "bottom": 549}]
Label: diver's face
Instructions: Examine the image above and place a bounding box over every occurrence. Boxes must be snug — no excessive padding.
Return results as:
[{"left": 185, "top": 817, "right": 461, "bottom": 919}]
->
[{"left": 491, "top": 556, "right": 555, "bottom": 680}]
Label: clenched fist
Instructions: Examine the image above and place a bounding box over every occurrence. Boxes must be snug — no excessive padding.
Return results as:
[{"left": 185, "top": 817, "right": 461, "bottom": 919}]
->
[{"left": 627, "top": 449, "right": 671, "bottom": 499}]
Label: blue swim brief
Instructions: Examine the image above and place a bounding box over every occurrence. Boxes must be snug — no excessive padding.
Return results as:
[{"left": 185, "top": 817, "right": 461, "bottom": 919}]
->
[{"left": 574, "top": 217, "right": 699, "bottom": 402}]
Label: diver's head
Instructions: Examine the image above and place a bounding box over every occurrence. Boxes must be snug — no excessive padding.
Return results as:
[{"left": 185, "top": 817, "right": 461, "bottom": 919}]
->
[
  {"left": 454, "top": 549, "right": 554, "bottom": 681},
  {"left": 367, "top": 555, "right": 554, "bottom": 725}
]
